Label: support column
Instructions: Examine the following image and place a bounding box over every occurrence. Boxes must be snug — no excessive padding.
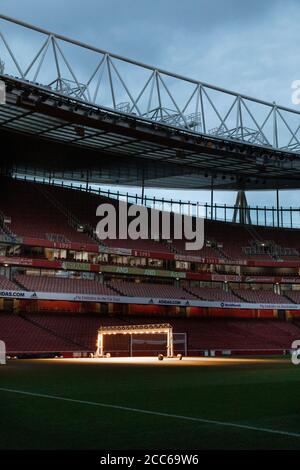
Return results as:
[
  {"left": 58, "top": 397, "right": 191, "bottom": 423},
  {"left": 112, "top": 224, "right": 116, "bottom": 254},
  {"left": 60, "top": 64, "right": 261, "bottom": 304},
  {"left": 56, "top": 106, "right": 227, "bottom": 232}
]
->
[
  {"left": 96, "top": 333, "right": 103, "bottom": 357},
  {"left": 232, "top": 190, "right": 251, "bottom": 224},
  {"left": 184, "top": 333, "right": 188, "bottom": 357},
  {"left": 130, "top": 335, "right": 133, "bottom": 357},
  {"left": 85, "top": 169, "right": 89, "bottom": 191},
  {"left": 141, "top": 181, "right": 145, "bottom": 205},
  {"left": 211, "top": 175, "right": 214, "bottom": 220},
  {"left": 141, "top": 169, "right": 145, "bottom": 205},
  {"left": 167, "top": 329, "right": 174, "bottom": 357},
  {"left": 276, "top": 189, "right": 280, "bottom": 228}
]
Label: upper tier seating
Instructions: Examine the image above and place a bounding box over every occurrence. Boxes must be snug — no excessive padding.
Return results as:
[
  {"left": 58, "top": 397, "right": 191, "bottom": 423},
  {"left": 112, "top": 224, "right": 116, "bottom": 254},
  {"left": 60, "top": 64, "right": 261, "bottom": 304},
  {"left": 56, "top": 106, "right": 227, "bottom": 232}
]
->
[
  {"left": 41, "top": 185, "right": 171, "bottom": 253},
  {"left": 0, "top": 178, "right": 93, "bottom": 244},
  {"left": 1, "top": 178, "right": 300, "bottom": 262},
  {"left": 14, "top": 274, "right": 115, "bottom": 295},
  {"left": 201, "top": 219, "right": 252, "bottom": 260},
  {"left": 104, "top": 238, "right": 171, "bottom": 252},
  {"left": 254, "top": 225, "right": 300, "bottom": 252},
  {"left": 171, "top": 239, "right": 222, "bottom": 258}
]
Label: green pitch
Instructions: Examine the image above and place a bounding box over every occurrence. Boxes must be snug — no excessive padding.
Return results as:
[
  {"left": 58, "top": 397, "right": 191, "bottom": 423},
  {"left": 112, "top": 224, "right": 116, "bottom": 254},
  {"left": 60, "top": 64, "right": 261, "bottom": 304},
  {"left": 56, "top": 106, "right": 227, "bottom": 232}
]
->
[{"left": 0, "top": 357, "right": 300, "bottom": 450}]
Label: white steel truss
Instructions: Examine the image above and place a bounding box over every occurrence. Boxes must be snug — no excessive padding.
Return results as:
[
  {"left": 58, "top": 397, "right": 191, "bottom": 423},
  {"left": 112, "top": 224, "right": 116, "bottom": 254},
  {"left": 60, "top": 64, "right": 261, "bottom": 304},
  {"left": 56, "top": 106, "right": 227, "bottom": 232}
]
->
[{"left": 0, "top": 15, "right": 300, "bottom": 154}]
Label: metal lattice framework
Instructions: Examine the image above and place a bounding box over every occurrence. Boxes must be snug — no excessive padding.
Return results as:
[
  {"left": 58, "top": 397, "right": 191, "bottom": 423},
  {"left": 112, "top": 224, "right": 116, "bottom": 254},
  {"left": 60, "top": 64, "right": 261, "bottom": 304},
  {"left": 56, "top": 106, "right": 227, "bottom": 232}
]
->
[{"left": 1, "top": 14, "right": 300, "bottom": 154}]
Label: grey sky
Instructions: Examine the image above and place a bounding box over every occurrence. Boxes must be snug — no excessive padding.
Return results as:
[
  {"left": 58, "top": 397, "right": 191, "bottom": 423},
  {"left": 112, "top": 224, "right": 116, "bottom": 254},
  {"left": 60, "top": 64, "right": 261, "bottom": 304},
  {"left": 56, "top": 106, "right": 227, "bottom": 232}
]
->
[{"left": 1, "top": 0, "right": 300, "bottom": 208}]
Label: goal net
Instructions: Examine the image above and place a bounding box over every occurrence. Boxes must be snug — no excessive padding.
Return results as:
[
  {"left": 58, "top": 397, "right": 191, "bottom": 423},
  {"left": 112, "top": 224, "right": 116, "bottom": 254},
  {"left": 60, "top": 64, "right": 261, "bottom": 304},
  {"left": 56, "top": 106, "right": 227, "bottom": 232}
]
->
[
  {"left": 130, "top": 333, "right": 187, "bottom": 357},
  {"left": 95, "top": 323, "right": 186, "bottom": 358}
]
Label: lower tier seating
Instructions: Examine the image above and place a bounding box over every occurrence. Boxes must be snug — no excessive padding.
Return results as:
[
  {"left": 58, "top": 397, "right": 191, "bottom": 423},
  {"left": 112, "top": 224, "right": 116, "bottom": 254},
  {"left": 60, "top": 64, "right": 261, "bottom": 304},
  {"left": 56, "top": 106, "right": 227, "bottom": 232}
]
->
[
  {"left": 0, "top": 313, "right": 82, "bottom": 352},
  {"left": 1, "top": 313, "right": 299, "bottom": 353}
]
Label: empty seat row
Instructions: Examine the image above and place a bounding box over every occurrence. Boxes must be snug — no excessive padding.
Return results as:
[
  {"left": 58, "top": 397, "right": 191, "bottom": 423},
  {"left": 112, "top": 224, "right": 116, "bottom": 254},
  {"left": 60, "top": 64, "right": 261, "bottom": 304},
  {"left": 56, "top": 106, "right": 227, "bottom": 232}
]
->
[
  {"left": 2, "top": 313, "right": 300, "bottom": 353},
  {"left": 108, "top": 281, "right": 195, "bottom": 299},
  {"left": 15, "top": 274, "right": 115, "bottom": 296}
]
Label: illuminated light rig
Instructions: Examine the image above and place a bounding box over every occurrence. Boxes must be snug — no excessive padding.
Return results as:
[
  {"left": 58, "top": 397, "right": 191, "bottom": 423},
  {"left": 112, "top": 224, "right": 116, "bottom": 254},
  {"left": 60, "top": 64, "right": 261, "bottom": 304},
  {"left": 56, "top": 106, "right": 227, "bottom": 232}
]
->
[{"left": 95, "top": 323, "right": 174, "bottom": 358}]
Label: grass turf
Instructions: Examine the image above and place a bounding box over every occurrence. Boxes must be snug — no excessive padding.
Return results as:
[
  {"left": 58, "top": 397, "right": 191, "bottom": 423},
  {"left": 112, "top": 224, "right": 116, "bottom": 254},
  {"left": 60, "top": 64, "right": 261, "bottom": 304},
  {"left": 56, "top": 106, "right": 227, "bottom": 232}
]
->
[{"left": 0, "top": 357, "right": 300, "bottom": 450}]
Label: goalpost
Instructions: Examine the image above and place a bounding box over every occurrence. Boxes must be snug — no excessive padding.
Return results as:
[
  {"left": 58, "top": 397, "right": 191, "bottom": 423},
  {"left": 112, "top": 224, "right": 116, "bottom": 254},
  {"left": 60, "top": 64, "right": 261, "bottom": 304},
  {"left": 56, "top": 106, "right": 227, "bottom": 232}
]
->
[
  {"left": 130, "top": 332, "right": 187, "bottom": 357},
  {"left": 95, "top": 323, "right": 175, "bottom": 358}
]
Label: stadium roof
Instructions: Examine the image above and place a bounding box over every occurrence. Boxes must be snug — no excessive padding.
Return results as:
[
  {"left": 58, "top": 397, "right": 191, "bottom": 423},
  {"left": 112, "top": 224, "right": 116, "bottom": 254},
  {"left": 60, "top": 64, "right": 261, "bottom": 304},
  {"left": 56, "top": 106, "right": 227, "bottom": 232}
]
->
[{"left": 1, "top": 15, "right": 300, "bottom": 190}]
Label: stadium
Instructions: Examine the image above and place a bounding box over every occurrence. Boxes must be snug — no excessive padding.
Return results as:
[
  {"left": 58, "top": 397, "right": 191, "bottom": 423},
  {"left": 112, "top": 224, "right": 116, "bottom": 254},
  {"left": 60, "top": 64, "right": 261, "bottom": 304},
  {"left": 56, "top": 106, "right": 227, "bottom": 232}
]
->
[{"left": 1, "top": 9, "right": 300, "bottom": 455}]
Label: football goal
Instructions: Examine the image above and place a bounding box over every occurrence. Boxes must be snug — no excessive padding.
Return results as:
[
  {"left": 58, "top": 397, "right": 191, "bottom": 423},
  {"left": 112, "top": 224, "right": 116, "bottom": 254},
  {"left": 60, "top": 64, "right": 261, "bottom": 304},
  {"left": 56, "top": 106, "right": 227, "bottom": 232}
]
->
[{"left": 95, "top": 323, "right": 180, "bottom": 358}]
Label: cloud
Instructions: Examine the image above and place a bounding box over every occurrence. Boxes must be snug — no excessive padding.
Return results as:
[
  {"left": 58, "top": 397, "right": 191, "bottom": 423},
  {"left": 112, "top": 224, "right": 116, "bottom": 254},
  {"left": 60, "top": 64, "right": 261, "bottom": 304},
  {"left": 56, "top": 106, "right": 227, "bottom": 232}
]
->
[{"left": 1, "top": 0, "right": 300, "bottom": 210}]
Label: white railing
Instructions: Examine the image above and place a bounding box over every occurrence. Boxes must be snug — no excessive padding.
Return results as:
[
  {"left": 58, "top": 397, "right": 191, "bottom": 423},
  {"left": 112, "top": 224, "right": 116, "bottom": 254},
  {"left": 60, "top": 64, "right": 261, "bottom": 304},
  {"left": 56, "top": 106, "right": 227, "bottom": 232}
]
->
[{"left": 9, "top": 172, "right": 300, "bottom": 229}]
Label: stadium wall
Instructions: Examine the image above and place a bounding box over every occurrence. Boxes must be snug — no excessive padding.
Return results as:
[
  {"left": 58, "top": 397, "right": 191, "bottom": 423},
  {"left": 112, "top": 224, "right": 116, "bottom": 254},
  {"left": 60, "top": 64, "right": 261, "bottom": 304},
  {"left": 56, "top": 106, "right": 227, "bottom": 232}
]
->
[{"left": 3, "top": 297, "right": 295, "bottom": 319}]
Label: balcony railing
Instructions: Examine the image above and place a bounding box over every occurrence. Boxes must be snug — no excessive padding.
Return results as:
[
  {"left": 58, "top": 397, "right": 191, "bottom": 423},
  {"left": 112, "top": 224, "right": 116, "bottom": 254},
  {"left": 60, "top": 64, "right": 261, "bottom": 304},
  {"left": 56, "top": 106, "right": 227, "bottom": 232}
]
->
[{"left": 9, "top": 172, "right": 300, "bottom": 230}]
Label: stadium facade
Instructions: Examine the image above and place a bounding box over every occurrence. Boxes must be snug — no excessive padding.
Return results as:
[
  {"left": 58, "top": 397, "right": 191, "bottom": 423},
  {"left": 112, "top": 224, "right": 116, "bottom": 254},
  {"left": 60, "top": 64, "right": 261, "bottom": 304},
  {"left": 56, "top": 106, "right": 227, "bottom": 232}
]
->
[{"left": 1, "top": 15, "right": 300, "bottom": 357}]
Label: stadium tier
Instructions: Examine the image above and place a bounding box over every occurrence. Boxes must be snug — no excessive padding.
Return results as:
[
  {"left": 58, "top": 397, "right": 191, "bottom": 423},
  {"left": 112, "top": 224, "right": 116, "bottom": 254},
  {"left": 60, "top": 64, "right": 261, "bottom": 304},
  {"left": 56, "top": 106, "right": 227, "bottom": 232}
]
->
[
  {"left": 184, "top": 286, "right": 240, "bottom": 302},
  {"left": 170, "top": 238, "right": 223, "bottom": 258},
  {"left": 0, "top": 274, "right": 21, "bottom": 291},
  {"left": 1, "top": 178, "right": 300, "bottom": 262},
  {"left": 285, "top": 291, "right": 300, "bottom": 304},
  {"left": 14, "top": 274, "right": 115, "bottom": 296},
  {"left": 232, "top": 288, "right": 289, "bottom": 304},
  {"left": 1, "top": 313, "right": 300, "bottom": 355},
  {"left": 1, "top": 177, "right": 300, "bottom": 315},
  {"left": 0, "top": 178, "right": 94, "bottom": 245},
  {"left": 107, "top": 280, "right": 195, "bottom": 299},
  {"left": 0, "top": 312, "right": 84, "bottom": 352},
  {"left": 3, "top": 13, "right": 300, "bottom": 454}
]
